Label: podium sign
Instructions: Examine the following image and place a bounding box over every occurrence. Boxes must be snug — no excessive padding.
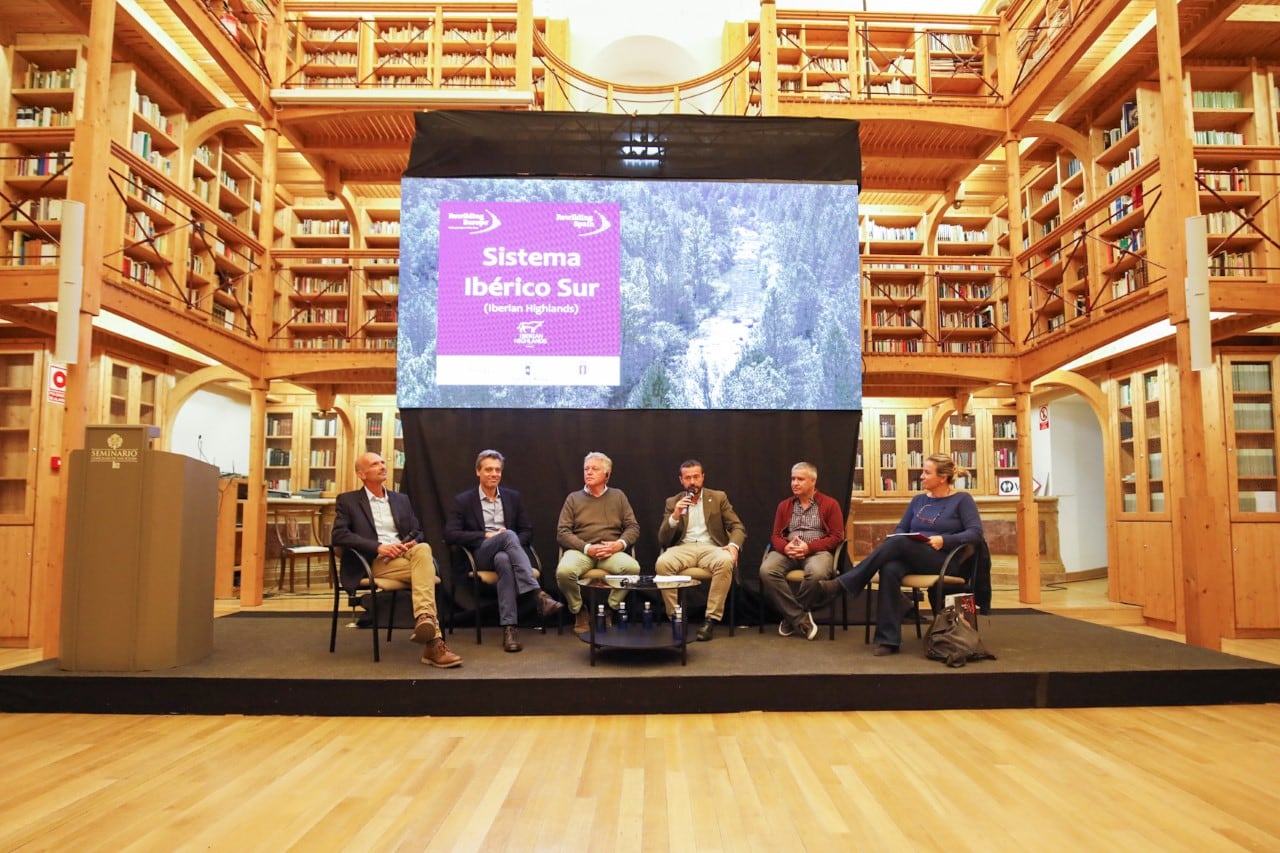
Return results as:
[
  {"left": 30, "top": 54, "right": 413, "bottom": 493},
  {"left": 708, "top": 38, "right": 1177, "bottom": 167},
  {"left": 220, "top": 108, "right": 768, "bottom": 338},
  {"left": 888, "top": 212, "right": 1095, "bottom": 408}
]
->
[{"left": 61, "top": 426, "right": 218, "bottom": 671}]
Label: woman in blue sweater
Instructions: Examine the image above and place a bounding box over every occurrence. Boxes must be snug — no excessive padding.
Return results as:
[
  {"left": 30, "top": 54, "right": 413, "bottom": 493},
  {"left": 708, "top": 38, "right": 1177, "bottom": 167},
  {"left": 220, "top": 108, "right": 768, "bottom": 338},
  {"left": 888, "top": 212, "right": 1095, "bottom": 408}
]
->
[{"left": 817, "top": 453, "right": 984, "bottom": 655}]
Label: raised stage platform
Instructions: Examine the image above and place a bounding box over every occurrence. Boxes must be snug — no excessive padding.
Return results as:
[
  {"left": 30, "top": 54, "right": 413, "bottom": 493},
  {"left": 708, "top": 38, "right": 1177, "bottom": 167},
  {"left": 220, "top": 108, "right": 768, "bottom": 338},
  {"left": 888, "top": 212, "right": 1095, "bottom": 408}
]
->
[{"left": 3, "top": 609, "right": 1278, "bottom": 716}]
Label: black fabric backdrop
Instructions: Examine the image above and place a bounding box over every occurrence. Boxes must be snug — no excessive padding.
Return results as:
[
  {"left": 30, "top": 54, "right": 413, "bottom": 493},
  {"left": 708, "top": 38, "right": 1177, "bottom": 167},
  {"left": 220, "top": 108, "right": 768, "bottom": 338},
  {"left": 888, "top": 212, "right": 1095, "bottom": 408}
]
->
[
  {"left": 408, "top": 111, "right": 861, "bottom": 182},
  {"left": 399, "top": 409, "right": 860, "bottom": 624},
  {"left": 397, "top": 111, "right": 862, "bottom": 625}
]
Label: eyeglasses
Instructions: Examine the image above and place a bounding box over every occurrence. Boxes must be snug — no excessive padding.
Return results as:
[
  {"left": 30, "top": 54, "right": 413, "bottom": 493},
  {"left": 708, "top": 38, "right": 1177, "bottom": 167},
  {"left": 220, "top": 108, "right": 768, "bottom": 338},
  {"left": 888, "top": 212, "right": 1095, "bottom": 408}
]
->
[{"left": 915, "top": 503, "right": 944, "bottom": 524}]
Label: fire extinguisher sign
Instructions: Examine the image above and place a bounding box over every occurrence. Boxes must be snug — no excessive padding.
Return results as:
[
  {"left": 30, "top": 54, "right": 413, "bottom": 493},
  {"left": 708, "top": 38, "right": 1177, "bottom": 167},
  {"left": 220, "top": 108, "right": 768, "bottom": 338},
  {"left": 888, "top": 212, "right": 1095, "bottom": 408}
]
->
[{"left": 48, "top": 363, "right": 67, "bottom": 405}]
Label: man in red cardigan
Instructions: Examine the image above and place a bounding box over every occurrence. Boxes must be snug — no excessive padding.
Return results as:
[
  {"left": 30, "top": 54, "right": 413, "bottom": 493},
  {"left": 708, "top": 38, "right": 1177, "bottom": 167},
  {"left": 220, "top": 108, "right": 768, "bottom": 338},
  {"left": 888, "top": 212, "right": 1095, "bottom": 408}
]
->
[{"left": 760, "top": 461, "right": 845, "bottom": 640}]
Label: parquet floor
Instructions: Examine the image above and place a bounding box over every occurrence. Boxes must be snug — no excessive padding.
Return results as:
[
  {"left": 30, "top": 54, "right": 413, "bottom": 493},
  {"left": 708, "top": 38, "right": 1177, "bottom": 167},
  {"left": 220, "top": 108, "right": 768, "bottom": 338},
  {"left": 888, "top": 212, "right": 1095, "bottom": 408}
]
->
[{"left": 0, "top": 580, "right": 1277, "bottom": 851}]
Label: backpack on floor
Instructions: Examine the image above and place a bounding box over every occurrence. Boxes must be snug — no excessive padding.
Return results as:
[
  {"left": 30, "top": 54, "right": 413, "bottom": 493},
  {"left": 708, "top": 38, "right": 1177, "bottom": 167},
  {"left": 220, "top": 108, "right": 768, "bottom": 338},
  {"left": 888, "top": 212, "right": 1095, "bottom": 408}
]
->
[{"left": 924, "top": 605, "right": 996, "bottom": 667}]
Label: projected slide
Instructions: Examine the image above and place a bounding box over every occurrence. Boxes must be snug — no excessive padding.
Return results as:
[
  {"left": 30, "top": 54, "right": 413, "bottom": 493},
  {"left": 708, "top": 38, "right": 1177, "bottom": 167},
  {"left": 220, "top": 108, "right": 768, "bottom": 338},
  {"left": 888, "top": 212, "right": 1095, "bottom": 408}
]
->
[
  {"left": 436, "top": 200, "right": 621, "bottom": 386},
  {"left": 399, "top": 177, "right": 861, "bottom": 411}
]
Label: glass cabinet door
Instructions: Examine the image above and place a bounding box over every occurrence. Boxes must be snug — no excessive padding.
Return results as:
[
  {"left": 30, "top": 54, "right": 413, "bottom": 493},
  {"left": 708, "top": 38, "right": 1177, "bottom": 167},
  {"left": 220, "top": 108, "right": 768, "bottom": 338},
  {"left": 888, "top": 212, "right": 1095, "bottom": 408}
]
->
[
  {"left": 1117, "top": 377, "right": 1137, "bottom": 512},
  {"left": 948, "top": 413, "right": 978, "bottom": 491},
  {"left": 905, "top": 413, "right": 924, "bottom": 492},
  {"left": 1114, "top": 367, "right": 1167, "bottom": 515},
  {"left": 1226, "top": 357, "right": 1278, "bottom": 514},
  {"left": 991, "top": 412, "right": 1019, "bottom": 490},
  {"left": 308, "top": 412, "right": 338, "bottom": 492},
  {"left": 877, "top": 413, "right": 899, "bottom": 492},
  {"left": 264, "top": 410, "right": 295, "bottom": 492},
  {"left": 0, "top": 352, "right": 37, "bottom": 519},
  {"left": 852, "top": 423, "right": 865, "bottom": 494},
  {"left": 1142, "top": 369, "right": 1164, "bottom": 512}
]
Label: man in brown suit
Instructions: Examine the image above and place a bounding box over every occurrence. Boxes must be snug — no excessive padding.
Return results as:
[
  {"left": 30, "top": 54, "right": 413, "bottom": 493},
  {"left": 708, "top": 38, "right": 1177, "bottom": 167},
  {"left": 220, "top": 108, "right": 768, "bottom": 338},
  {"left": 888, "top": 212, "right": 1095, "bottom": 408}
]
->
[{"left": 655, "top": 459, "right": 747, "bottom": 641}]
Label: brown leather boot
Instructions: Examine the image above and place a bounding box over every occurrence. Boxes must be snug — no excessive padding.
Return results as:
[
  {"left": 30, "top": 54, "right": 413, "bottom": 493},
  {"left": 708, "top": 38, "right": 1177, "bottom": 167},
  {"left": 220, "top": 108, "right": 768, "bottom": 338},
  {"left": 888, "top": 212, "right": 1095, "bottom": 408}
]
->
[
  {"left": 421, "top": 638, "right": 462, "bottom": 668},
  {"left": 534, "top": 591, "right": 564, "bottom": 618},
  {"left": 502, "top": 625, "right": 522, "bottom": 652},
  {"left": 573, "top": 609, "right": 590, "bottom": 635},
  {"left": 410, "top": 614, "right": 438, "bottom": 644}
]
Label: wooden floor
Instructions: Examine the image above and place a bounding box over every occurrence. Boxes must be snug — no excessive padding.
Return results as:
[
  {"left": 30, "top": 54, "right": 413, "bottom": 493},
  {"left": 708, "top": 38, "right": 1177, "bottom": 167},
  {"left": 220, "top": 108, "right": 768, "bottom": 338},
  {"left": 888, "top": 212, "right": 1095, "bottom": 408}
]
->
[{"left": 1, "top": 580, "right": 1278, "bottom": 850}]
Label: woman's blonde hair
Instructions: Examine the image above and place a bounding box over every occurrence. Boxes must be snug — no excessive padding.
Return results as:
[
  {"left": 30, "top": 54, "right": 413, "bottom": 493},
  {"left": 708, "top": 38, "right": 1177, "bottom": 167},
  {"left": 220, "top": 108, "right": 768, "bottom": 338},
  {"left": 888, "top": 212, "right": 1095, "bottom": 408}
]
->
[{"left": 926, "top": 453, "right": 967, "bottom": 485}]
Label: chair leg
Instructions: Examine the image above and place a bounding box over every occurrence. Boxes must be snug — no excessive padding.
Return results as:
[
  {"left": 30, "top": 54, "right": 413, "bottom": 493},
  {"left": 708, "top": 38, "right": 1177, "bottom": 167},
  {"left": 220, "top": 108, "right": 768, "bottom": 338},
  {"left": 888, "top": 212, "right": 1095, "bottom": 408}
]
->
[
  {"left": 329, "top": 587, "right": 340, "bottom": 653},
  {"left": 864, "top": 580, "right": 874, "bottom": 644},
  {"left": 827, "top": 580, "right": 837, "bottom": 641},
  {"left": 728, "top": 572, "right": 736, "bottom": 637},
  {"left": 913, "top": 589, "right": 925, "bottom": 638},
  {"left": 387, "top": 591, "right": 396, "bottom": 643},
  {"left": 370, "top": 588, "right": 381, "bottom": 662},
  {"left": 473, "top": 573, "right": 483, "bottom": 646}
]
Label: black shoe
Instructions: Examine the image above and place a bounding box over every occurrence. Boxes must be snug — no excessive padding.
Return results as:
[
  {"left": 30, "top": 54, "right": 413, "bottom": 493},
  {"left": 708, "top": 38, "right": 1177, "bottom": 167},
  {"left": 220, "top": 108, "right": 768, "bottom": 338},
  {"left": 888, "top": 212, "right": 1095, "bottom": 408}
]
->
[
  {"left": 873, "top": 644, "right": 899, "bottom": 656},
  {"left": 696, "top": 620, "right": 716, "bottom": 642}
]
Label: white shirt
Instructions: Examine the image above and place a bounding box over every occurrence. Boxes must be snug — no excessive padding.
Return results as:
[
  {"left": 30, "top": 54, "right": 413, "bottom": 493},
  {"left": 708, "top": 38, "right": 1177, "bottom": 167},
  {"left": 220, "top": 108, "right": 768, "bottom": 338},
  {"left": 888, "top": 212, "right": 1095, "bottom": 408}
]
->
[
  {"left": 678, "top": 495, "right": 711, "bottom": 544},
  {"left": 365, "top": 487, "right": 399, "bottom": 546}
]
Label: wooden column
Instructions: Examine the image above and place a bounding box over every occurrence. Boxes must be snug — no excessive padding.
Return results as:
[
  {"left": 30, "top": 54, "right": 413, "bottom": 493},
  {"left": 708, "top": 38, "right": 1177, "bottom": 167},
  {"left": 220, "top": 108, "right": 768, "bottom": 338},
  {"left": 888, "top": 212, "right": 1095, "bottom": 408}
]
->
[
  {"left": 517, "top": 0, "right": 533, "bottom": 93},
  {"left": 235, "top": 5, "right": 289, "bottom": 607},
  {"left": 39, "top": 0, "right": 117, "bottom": 656},
  {"left": 1004, "top": 137, "right": 1028, "bottom": 348},
  {"left": 1014, "top": 383, "right": 1041, "bottom": 603},
  {"left": 759, "top": 0, "right": 779, "bottom": 116},
  {"left": 240, "top": 381, "right": 268, "bottom": 606},
  {"left": 1154, "top": 0, "right": 1232, "bottom": 648}
]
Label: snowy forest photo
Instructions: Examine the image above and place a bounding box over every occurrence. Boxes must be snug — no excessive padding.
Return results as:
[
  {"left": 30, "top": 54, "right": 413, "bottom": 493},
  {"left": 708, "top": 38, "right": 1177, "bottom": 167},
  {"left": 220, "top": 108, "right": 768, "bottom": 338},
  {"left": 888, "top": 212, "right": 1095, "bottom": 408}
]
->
[{"left": 398, "top": 177, "right": 861, "bottom": 410}]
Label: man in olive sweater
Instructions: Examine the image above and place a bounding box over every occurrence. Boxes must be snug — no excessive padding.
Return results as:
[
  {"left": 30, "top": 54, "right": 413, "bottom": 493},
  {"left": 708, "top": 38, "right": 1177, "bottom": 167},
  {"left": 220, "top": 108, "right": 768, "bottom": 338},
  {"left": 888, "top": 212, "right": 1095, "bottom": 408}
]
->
[{"left": 555, "top": 451, "right": 642, "bottom": 634}]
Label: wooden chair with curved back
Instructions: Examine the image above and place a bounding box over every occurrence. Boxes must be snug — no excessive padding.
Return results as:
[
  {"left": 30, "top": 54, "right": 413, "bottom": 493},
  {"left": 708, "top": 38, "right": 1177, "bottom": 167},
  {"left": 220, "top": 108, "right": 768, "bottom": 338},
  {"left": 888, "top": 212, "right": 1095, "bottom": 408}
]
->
[{"left": 274, "top": 507, "right": 329, "bottom": 592}]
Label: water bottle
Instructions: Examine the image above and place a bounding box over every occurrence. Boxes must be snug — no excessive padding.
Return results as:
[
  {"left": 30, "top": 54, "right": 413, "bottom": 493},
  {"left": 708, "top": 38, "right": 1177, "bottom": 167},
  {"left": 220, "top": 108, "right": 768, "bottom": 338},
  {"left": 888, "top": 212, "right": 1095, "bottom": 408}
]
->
[
  {"left": 672, "top": 605, "right": 685, "bottom": 642},
  {"left": 642, "top": 601, "right": 654, "bottom": 630},
  {"left": 617, "top": 601, "right": 628, "bottom": 630},
  {"left": 596, "top": 604, "right": 608, "bottom": 634}
]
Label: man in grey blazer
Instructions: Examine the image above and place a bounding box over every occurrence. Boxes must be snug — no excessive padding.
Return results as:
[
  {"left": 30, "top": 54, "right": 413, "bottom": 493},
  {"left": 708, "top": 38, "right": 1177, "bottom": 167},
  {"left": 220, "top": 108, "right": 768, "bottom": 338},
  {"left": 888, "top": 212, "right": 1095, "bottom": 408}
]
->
[
  {"left": 655, "top": 459, "right": 747, "bottom": 641},
  {"left": 332, "top": 452, "right": 461, "bottom": 668},
  {"left": 444, "top": 449, "right": 563, "bottom": 653}
]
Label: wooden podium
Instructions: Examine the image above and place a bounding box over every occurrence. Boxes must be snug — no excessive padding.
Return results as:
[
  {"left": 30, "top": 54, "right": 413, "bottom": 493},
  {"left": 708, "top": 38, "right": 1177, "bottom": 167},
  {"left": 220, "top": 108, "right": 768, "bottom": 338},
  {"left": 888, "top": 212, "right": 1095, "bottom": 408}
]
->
[{"left": 60, "top": 425, "right": 219, "bottom": 671}]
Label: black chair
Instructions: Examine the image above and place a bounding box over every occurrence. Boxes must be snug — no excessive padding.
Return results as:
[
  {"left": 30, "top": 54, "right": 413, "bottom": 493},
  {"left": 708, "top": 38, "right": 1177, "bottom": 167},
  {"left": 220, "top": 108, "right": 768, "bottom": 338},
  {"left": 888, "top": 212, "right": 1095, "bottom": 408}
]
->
[
  {"left": 863, "top": 541, "right": 978, "bottom": 644},
  {"left": 757, "top": 542, "right": 847, "bottom": 640},
  {"left": 449, "top": 543, "right": 562, "bottom": 644},
  {"left": 328, "top": 544, "right": 444, "bottom": 662}
]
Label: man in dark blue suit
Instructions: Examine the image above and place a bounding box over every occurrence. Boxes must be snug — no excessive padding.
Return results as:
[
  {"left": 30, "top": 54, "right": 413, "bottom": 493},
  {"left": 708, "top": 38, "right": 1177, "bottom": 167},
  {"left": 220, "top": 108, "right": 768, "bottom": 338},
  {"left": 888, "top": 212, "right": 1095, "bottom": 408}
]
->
[
  {"left": 444, "top": 449, "right": 563, "bottom": 652},
  {"left": 333, "top": 452, "right": 461, "bottom": 667}
]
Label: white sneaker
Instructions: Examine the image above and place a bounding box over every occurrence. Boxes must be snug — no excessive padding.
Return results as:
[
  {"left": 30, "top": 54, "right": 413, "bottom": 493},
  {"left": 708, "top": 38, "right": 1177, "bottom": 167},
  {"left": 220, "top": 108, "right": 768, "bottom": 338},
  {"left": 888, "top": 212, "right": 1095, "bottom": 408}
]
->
[
  {"left": 799, "top": 612, "right": 819, "bottom": 641},
  {"left": 778, "top": 619, "right": 794, "bottom": 637}
]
